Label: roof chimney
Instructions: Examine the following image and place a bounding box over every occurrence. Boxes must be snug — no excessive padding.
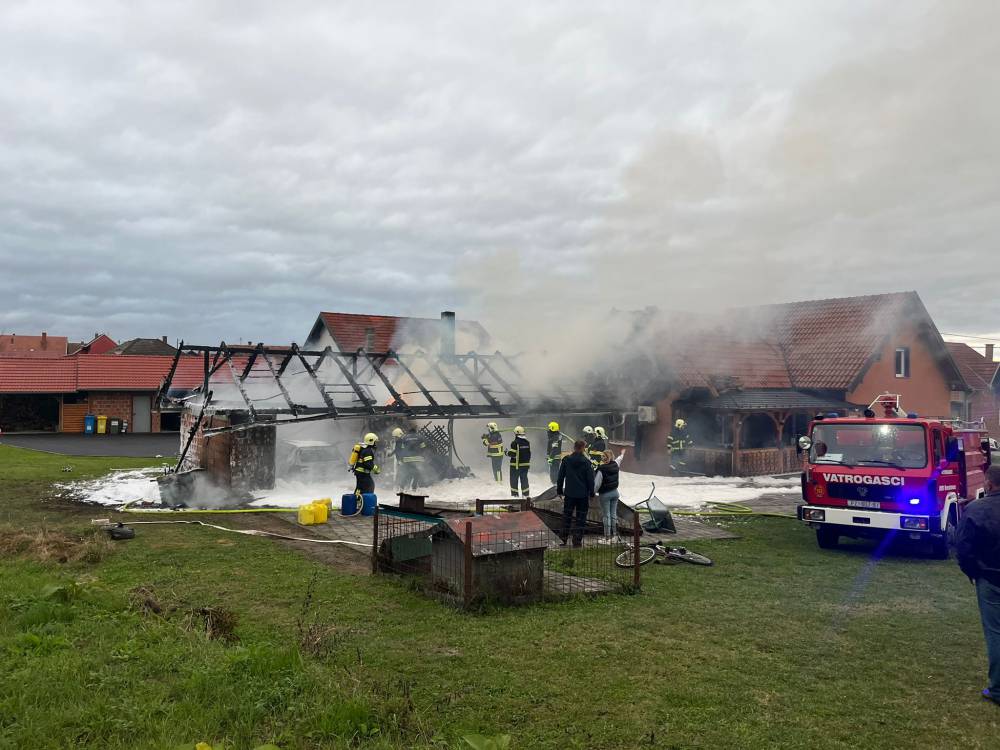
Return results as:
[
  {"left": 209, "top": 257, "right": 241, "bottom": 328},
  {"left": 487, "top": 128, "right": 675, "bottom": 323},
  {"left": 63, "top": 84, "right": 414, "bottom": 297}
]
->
[
  {"left": 41, "top": 332, "right": 47, "bottom": 348},
  {"left": 440, "top": 311, "right": 456, "bottom": 360},
  {"left": 986, "top": 343, "right": 995, "bottom": 362},
  {"left": 162, "top": 335, "right": 168, "bottom": 344}
]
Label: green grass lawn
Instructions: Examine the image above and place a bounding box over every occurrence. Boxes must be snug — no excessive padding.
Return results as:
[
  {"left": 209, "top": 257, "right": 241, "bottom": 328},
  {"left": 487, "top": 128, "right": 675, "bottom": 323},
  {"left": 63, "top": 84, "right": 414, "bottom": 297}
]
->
[{"left": 1, "top": 444, "right": 997, "bottom": 749}]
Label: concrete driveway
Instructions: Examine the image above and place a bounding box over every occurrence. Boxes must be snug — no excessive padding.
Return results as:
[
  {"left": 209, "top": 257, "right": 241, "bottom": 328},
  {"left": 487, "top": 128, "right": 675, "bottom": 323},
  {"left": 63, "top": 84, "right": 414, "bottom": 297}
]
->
[{"left": 0, "top": 432, "right": 179, "bottom": 458}]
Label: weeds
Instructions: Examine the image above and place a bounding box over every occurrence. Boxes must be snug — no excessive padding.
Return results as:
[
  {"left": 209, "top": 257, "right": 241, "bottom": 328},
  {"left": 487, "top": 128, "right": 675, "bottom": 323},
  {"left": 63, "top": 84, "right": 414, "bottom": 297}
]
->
[
  {"left": 0, "top": 524, "right": 114, "bottom": 565},
  {"left": 295, "top": 570, "right": 342, "bottom": 659},
  {"left": 184, "top": 606, "right": 239, "bottom": 642}
]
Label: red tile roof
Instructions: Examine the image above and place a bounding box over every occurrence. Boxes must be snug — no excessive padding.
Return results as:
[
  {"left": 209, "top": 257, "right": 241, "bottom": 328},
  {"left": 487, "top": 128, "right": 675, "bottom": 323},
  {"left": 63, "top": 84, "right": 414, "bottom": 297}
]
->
[
  {"left": 0, "top": 358, "right": 78, "bottom": 393},
  {"left": 756, "top": 292, "right": 915, "bottom": 390},
  {"left": 69, "top": 334, "right": 118, "bottom": 355},
  {"left": 945, "top": 342, "right": 999, "bottom": 391},
  {"left": 642, "top": 292, "right": 963, "bottom": 395},
  {"left": 311, "top": 312, "right": 492, "bottom": 353},
  {"left": 0, "top": 334, "right": 68, "bottom": 357},
  {"left": 0, "top": 354, "right": 207, "bottom": 394}
]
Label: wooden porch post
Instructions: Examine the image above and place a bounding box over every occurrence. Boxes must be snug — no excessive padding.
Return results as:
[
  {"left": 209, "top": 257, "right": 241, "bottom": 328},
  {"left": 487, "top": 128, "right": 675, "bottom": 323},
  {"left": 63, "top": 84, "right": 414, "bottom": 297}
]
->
[
  {"left": 771, "top": 411, "right": 787, "bottom": 472},
  {"left": 731, "top": 413, "right": 741, "bottom": 475}
]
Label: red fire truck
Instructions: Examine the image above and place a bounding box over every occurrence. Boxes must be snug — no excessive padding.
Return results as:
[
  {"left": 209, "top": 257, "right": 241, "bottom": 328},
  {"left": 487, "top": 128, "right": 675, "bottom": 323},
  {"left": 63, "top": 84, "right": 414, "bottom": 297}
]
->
[{"left": 797, "top": 394, "right": 992, "bottom": 557}]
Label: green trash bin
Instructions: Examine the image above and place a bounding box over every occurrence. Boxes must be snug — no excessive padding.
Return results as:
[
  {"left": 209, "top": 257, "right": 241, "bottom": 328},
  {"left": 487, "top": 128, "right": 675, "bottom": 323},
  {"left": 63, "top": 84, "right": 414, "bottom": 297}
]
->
[{"left": 109, "top": 418, "right": 121, "bottom": 435}]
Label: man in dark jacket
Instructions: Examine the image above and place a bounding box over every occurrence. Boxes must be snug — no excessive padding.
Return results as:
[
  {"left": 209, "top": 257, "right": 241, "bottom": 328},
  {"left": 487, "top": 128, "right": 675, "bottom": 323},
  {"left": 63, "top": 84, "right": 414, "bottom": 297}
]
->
[
  {"left": 557, "top": 440, "right": 595, "bottom": 547},
  {"left": 956, "top": 464, "right": 1000, "bottom": 705}
]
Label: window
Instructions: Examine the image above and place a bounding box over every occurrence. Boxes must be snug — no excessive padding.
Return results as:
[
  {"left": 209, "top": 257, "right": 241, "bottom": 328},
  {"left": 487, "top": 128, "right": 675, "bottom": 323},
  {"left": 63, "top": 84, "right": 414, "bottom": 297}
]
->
[
  {"left": 809, "top": 423, "right": 927, "bottom": 469},
  {"left": 364, "top": 327, "right": 376, "bottom": 350},
  {"left": 932, "top": 430, "right": 943, "bottom": 464},
  {"left": 894, "top": 347, "right": 910, "bottom": 378}
]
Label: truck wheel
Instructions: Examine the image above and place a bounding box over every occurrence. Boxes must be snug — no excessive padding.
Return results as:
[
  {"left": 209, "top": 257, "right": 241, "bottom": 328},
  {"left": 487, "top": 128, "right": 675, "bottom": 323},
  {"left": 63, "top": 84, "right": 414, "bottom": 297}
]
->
[
  {"left": 929, "top": 535, "right": 949, "bottom": 560},
  {"left": 930, "top": 512, "right": 957, "bottom": 560},
  {"left": 816, "top": 526, "right": 839, "bottom": 549}
]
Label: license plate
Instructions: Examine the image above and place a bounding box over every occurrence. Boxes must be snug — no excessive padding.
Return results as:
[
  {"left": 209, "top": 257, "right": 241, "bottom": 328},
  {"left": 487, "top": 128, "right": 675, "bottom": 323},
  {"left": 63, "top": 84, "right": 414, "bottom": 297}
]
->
[{"left": 847, "top": 500, "right": 881, "bottom": 510}]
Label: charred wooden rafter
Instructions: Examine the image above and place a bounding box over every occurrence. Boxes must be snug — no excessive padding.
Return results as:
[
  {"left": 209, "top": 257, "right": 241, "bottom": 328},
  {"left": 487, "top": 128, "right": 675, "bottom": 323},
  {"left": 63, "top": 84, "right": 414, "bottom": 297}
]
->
[{"left": 157, "top": 342, "right": 621, "bottom": 436}]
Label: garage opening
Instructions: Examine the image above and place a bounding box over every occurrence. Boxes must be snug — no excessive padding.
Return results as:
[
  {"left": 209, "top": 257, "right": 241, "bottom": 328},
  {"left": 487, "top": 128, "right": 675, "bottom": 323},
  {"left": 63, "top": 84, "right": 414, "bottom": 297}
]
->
[{"left": 0, "top": 394, "right": 61, "bottom": 432}]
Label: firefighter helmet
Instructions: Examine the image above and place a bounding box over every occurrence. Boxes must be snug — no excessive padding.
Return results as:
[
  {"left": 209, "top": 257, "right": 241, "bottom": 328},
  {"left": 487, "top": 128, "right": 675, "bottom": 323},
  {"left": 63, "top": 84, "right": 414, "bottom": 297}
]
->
[
  {"left": 583, "top": 426, "right": 594, "bottom": 436},
  {"left": 514, "top": 426, "right": 526, "bottom": 435},
  {"left": 548, "top": 421, "right": 560, "bottom": 432},
  {"left": 487, "top": 422, "right": 499, "bottom": 431},
  {"left": 674, "top": 419, "right": 686, "bottom": 430},
  {"left": 594, "top": 426, "right": 607, "bottom": 439},
  {"left": 364, "top": 432, "right": 378, "bottom": 446},
  {"left": 391, "top": 427, "right": 404, "bottom": 439}
]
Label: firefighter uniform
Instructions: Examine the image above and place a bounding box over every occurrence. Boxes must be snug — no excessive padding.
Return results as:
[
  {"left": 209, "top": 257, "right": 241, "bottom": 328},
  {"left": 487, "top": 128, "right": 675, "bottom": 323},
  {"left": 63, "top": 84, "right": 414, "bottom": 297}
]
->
[
  {"left": 588, "top": 436, "right": 607, "bottom": 467},
  {"left": 546, "top": 423, "right": 563, "bottom": 485},
  {"left": 507, "top": 431, "right": 532, "bottom": 499},
  {"left": 353, "top": 444, "right": 379, "bottom": 495},
  {"left": 667, "top": 420, "right": 693, "bottom": 471},
  {"left": 482, "top": 425, "right": 505, "bottom": 483},
  {"left": 396, "top": 430, "right": 426, "bottom": 491}
]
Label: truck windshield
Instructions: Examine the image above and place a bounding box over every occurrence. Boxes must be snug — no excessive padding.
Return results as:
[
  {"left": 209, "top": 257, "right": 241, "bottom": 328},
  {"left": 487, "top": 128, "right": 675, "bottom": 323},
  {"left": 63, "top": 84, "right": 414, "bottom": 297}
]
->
[{"left": 809, "top": 423, "right": 927, "bottom": 469}]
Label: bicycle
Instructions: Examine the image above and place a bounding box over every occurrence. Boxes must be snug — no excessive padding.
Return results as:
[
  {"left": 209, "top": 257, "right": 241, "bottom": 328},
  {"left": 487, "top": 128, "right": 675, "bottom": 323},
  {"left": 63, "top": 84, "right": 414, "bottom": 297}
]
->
[{"left": 614, "top": 540, "right": 713, "bottom": 568}]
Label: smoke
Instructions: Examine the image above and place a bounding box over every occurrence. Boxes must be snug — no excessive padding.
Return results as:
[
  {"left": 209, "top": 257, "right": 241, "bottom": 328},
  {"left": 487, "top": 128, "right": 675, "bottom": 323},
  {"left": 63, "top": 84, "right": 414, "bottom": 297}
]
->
[{"left": 457, "top": 0, "right": 1000, "bottom": 386}]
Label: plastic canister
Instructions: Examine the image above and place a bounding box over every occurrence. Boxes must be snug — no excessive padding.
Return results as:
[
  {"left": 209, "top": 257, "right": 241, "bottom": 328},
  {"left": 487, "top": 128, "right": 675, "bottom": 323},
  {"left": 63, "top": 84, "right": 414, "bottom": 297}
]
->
[
  {"left": 84, "top": 414, "right": 96, "bottom": 434},
  {"left": 341, "top": 493, "right": 359, "bottom": 516},
  {"left": 297, "top": 504, "right": 315, "bottom": 525},
  {"left": 361, "top": 493, "right": 378, "bottom": 516},
  {"left": 96, "top": 415, "right": 108, "bottom": 434},
  {"left": 310, "top": 501, "right": 328, "bottom": 524}
]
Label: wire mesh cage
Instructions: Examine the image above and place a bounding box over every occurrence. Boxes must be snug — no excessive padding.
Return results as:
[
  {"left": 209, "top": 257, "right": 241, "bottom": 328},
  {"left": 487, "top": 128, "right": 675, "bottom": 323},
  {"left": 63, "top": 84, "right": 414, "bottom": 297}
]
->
[{"left": 373, "top": 506, "right": 641, "bottom": 608}]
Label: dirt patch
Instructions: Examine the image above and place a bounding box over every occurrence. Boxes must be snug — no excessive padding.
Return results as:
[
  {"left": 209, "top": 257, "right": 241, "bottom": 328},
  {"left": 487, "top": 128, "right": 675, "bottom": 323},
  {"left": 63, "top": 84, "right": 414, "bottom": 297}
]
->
[{"left": 0, "top": 525, "right": 115, "bottom": 565}]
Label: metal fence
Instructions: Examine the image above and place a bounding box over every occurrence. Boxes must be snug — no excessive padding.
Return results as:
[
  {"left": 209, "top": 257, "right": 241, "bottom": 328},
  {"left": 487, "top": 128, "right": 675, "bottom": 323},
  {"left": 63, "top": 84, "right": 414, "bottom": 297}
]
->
[{"left": 373, "top": 506, "right": 641, "bottom": 608}]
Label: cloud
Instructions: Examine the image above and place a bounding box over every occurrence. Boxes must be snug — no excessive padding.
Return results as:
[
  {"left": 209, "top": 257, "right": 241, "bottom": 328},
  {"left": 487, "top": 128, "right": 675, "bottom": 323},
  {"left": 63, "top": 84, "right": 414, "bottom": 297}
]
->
[{"left": 0, "top": 0, "right": 997, "bottom": 350}]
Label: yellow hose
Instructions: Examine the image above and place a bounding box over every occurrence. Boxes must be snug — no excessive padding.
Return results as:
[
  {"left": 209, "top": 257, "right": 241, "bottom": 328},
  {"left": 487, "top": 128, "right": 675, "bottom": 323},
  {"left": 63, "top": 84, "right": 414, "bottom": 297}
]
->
[
  {"left": 673, "top": 501, "right": 796, "bottom": 519},
  {"left": 119, "top": 507, "right": 296, "bottom": 515}
]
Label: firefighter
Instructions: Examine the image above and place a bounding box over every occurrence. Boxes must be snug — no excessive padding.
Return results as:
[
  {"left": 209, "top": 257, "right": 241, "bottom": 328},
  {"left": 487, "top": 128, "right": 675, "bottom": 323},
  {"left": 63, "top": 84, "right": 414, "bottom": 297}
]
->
[
  {"left": 482, "top": 422, "right": 505, "bottom": 483},
  {"left": 507, "top": 425, "right": 531, "bottom": 499},
  {"left": 546, "top": 421, "right": 563, "bottom": 485},
  {"left": 581, "top": 425, "right": 594, "bottom": 446},
  {"left": 667, "top": 418, "right": 693, "bottom": 472},
  {"left": 352, "top": 432, "right": 380, "bottom": 496},
  {"left": 397, "top": 427, "right": 427, "bottom": 491},
  {"left": 589, "top": 426, "right": 608, "bottom": 467},
  {"left": 390, "top": 427, "right": 405, "bottom": 487}
]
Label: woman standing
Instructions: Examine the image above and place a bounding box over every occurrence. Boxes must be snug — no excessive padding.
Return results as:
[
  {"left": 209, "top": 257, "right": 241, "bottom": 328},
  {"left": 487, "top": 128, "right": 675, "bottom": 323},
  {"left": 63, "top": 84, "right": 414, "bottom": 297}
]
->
[{"left": 595, "top": 449, "right": 625, "bottom": 542}]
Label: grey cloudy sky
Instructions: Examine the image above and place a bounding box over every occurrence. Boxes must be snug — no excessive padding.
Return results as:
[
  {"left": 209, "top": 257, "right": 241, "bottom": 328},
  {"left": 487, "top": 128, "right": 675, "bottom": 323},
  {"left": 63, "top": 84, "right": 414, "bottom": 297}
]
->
[{"left": 1, "top": 0, "right": 998, "bottom": 349}]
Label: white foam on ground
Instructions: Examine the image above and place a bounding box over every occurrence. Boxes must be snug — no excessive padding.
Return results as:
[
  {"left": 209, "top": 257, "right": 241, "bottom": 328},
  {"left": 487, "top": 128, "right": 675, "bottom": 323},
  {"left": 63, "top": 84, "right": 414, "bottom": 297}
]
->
[{"left": 58, "top": 465, "right": 799, "bottom": 510}]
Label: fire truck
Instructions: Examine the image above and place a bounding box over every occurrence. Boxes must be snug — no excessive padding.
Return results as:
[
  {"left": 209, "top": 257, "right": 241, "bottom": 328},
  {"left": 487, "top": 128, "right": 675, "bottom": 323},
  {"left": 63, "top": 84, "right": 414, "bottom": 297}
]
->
[{"left": 797, "top": 394, "right": 992, "bottom": 557}]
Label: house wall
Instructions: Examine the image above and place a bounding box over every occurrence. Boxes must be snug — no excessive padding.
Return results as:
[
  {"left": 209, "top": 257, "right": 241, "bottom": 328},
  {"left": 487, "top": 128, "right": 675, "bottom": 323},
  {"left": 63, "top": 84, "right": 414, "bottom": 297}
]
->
[
  {"left": 847, "top": 323, "right": 954, "bottom": 418},
  {"left": 85, "top": 391, "right": 162, "bottom": 433},
  {"left": 613, "top": 393, "right": 676, "bottom": 475},
  {"left": 970, "top": 388, "right": 1000, "bottom": 430}
]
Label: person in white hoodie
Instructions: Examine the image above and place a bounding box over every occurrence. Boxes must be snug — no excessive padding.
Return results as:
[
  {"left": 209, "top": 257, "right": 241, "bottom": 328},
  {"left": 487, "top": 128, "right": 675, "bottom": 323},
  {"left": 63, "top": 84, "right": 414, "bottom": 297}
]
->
[{"left": 594, "top": 448, "right": 626, "bottom": 542}]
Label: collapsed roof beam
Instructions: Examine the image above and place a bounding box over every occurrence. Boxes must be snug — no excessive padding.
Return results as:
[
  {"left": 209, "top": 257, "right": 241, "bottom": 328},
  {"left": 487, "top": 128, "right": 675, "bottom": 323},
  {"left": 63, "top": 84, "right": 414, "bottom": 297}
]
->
[
  {"left": 223, "top": 343, "right": 258, "bottom": 422},
  {"left": 262, "top": 351, "right": 298, "bottom": 416},
  {"left": 319, "top": 346, "right": 376, "bottom": 414},
  {"left": 389, "top": 349, "right": 440, "bottom": 408},
  {"left": 451, "top": 355, "right": 504, "bottom": 413},
  {"left": 291, "top": 343, "right": 338, "bottom": 416},
  {"left": 359, "top": 348, "right": 411, "bottom": 414}
]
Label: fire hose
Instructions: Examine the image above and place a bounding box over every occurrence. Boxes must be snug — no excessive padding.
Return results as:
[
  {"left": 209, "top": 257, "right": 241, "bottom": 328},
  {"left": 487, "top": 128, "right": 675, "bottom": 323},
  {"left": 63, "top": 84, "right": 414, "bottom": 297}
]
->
[{"left": 106, "top": 519, "right": 371, "bottom": 547}]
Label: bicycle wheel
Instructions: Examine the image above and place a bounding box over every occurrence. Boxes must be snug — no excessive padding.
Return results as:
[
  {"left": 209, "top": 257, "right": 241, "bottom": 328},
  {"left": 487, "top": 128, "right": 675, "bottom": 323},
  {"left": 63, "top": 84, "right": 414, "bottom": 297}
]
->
[
  {"left": 666, "top": 547, "right": 713, "bottom": 566},
  {"left": 615, "top": 545, "right": 657, "bottom": 568}
]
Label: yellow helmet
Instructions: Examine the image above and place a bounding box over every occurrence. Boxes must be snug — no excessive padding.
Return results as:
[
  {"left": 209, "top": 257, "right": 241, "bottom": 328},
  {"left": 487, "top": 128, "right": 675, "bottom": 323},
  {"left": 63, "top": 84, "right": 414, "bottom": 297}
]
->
[
  {"left": 674, "top": 419, "right": 686, "bottom": 429},
  {"left": 594, "top": 426, "right": 607, "bottom": 439},
  {"left": 514, "top": 425, "right": 526, "bottom": 435},
  {"left": 364, "top": 432, "right": 378, "bottom": 446},
  {"left": 391, "top": 427, "right": 404, "bottom": 439},
  {"left": 582, "top": 426, "right": 594, "bottom": 436},
  {"left": 548, "top": 421, "right": 560, "bottom": 432},
  {"left": 487, "top": 422, "right": 499, "bottom": 431}
]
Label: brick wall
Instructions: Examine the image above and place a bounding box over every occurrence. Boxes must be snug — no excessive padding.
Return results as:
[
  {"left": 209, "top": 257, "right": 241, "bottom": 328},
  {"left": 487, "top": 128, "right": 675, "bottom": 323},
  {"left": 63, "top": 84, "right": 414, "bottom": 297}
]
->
[
  {"left": 85, "top": 391, "right": 163, "bottom": 433},
  {"left": 178, "top": 410, "right": 274, "bottom": 493},
  {"left": 970, "top": 389, "right": 1000, "bottom": 430}
]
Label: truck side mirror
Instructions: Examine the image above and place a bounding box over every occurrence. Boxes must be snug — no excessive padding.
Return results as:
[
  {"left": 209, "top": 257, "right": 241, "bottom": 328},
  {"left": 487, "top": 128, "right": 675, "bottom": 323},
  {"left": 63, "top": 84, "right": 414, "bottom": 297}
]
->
[
  {"left": 796, "top": 435, "right": 812, "bottom": 455},
  {"left": 945, "top": 437, "right": 961, "bottom": 462}
]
